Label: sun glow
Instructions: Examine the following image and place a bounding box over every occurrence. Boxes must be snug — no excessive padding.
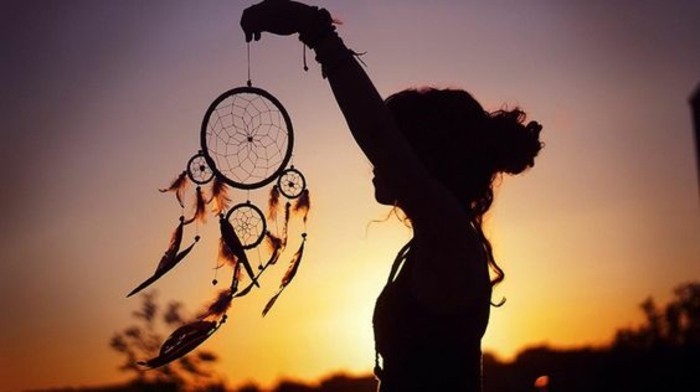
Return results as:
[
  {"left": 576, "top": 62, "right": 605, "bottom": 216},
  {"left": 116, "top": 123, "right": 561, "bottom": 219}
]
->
[{"left": 3, "top": 1, "right": 700, "bottom": 391}]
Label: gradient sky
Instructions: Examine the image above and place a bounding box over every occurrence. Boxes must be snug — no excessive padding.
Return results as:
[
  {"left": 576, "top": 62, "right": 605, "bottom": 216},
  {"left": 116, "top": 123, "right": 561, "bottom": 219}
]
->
[{"left": 2, "top": 1, "right": 699, "bottom": 390}]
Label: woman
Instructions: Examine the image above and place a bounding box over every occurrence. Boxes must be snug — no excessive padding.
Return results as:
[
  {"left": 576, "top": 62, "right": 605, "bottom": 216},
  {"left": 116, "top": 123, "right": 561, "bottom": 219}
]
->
[{"left": 241, "top": 2, "right": 543, "bottom": 390}]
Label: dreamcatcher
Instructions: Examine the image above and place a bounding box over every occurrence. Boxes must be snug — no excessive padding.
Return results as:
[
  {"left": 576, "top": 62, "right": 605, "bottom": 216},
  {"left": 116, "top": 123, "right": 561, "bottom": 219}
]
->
[{"left": 127, "top": 58, "right": 311, "bottom": 367}]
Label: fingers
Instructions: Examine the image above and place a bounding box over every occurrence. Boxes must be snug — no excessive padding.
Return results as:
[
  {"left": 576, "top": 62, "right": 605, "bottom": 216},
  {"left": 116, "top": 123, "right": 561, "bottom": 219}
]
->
[
  {"left": 241, "top": 0, "right": 305, "bottom": 42},
  {"left": 241, "top": 7, "right": 255, "bottom": 42},
  {"left": 241, "top": 6, "right": 264, "bottom": 42},
  {"left": 243, "top": 30, "right": 262, "bottom": 43}
]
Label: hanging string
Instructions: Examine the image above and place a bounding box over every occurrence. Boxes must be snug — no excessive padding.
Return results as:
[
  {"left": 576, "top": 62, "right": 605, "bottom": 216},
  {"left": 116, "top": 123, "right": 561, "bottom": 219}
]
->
[
  {"left": 256, "top": 246, "right": 263, "bottom": 270},
  {"left": 246, "top": 42, "right": 252, "bottom": 87}
]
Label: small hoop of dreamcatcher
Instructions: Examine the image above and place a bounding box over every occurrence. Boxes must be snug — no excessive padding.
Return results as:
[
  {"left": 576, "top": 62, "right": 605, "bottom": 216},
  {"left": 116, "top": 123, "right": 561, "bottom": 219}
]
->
[
  {"left": 187, "top": 151, "right": 215, "bottom": 185},
  {"left": 200, "top": 86, "right": 294, "bottom": 190},
  {"left": 277, "top": 166, "right": 307, "bottom": 199},
  {"left": 225, "top": 202, "right": 267, "bottom": 250}
]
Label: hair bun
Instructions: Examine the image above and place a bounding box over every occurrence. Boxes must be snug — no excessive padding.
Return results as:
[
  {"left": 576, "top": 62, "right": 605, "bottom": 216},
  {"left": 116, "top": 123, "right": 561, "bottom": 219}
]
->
[{"left": 488, "top": 109, "right": 543, "bottom": 175}]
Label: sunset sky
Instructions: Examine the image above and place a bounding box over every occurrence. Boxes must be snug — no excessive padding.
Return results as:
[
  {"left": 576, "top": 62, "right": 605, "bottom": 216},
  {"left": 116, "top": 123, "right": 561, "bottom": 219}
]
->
[{"left": 2, "top": 1, "right": 699, "bottom": 390}]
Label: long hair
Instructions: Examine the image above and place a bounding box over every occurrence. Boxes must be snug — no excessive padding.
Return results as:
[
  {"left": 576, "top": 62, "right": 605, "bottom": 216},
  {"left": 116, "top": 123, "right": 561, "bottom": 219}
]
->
[{"left": 385, "top": 88, "right": 542, "bottom": 290}]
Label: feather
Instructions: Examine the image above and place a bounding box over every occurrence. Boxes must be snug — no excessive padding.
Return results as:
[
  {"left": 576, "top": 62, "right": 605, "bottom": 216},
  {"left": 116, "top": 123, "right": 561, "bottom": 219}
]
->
[
  {"left": 137, "top": 320, "right": 218, "bottom": 368},
  {"left": 173, "top": 237, "right": 198, "bottom": 264},
  {"left": 159, "top": 171, "right": 189, "bottom": 208},
  {"left": 127, "top": 219, "right": 193, "bottom": 297},
  {"left": 261, "top": 289, "right": 283, "bottom": 317},
  {"left": 208, "top": 177, "right": 230, "bottom": 215},
  {"left": 282, "top": 202, "right": 291, "bottom": 247},
  {"left": 218, "top": 237, "right": 237, "bottom": 268},
  {"left": 265, "top": 231, "right": 283, "bottom": 255},
  {"left": 230, "top": 262, "right": 242, "bottom": 294},
  {"left": 233, "top": 280, "right": 255, "bottom": 298},
  {"left": 281, "top": 239, "right": 305, "bottom": 286},
  {"left": 127, "top": 237, "right": 198, "bottom": 297},
  {"left": 267, "top": 185, "right": 280, "bottom": 220},
  {"left": 262, "top": 239, "right": 306, "bottom": 316},
  {"left": 198, "top": 289, "right": 233, "bottom": 319},
  {"left": 293, "top": 189, "right": 311, "bottom": 223},
  {"left": 234, "top": 247, "right": 279, "bottom": 299},
  {"left": 161, "top": 219, "right": 185, "bottom": 269},
  {"left": 233, "top": 238, "right": 281, "bottom": 299},
  {"left": 220, "top": 215, "right": 259, "bottom": 287},
  {"left": 186, "top": 186, "right": 207, "bottom": 224},
  {"left": 266, "top": 243, "right": 282, "bottom": 267}
]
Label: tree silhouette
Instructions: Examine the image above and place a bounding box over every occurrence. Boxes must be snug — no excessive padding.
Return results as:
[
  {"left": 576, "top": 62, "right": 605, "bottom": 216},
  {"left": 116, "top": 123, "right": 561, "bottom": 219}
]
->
[
  {"left": 110, "top": 291, "right": 225, "bottom": 391},
  {"left": 236, "top": 383, "right": 263, "bottom": 392},
  {"left": 614, "top": 282, "right": 700, "bottom": 349},
  {"left": 53, "top": 281, "right": 698, "bottom": 391}
]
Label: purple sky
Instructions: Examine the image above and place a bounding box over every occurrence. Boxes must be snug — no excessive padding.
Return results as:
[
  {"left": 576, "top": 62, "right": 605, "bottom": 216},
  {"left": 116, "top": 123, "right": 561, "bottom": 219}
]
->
[{"left": 2, "top": 1, "right": 699, "bottom": 390}]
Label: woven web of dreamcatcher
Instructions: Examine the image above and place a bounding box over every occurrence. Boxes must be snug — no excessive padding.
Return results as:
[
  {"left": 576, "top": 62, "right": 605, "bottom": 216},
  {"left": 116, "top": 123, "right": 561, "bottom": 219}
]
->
[
  {"left": 204, "top": 92, "right": 290, "bottom": 187},
  {"left": 227, "top": 203, "right": 266, "bottom": 249}
]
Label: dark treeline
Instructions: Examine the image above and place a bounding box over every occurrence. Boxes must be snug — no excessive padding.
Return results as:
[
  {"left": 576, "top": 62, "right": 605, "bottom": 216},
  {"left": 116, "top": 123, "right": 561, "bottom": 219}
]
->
[
  {"left": 37, "top": 282, "right": 700, "bottom": 392},
  {"left": 482, "top": 281, "right": 700, "bottom": 391}
]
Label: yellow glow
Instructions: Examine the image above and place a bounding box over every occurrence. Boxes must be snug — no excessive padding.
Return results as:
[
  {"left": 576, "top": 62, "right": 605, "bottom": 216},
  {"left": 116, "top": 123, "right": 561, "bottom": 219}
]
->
[{"left": 3, "top": 1, "right": 700, "bottom": 391}]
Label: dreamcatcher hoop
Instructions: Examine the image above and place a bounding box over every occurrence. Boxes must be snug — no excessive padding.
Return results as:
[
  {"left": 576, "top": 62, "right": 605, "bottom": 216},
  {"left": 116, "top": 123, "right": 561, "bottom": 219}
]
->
[
  {"left": 277, "top": 167, "right": 306, "bottom": 199},
  {"left": 225, "top": 202, "right": 267, "bottom": 249},
  {"left": 201, "top": 86, "right": 294, "bottom": 190},
  {"left": 187, "top": 152, "right": 215, "bottom": 185}
]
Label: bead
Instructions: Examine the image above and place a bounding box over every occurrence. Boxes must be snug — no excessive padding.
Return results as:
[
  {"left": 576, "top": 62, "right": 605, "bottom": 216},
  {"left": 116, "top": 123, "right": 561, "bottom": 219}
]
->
[{"left": 212, "top": 279, "right": 218, "bottom": 286}]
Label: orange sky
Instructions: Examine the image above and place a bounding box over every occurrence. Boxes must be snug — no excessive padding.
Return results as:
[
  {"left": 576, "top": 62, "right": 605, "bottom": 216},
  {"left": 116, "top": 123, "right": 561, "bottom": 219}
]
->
[{"left": 2, "top": 1, "right": 700, "bottom": 391}]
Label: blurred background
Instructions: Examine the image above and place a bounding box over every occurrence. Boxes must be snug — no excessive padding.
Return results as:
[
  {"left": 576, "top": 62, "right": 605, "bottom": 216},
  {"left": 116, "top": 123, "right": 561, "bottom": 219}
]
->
[{"left": 2, "top": 1, "right": 699, "bottom": 391}]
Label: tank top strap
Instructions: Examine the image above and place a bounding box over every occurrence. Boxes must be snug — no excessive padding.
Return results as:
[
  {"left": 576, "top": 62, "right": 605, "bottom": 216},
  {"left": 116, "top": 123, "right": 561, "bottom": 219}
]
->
[{"left": 386, "top": 240, "right": 413, "bottom": 284}]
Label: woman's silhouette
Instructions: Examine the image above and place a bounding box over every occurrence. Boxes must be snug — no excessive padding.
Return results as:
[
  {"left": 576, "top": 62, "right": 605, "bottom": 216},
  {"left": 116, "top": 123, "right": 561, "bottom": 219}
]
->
[{"left": 241, "top": 2, "right": 543, "bottom": 391}]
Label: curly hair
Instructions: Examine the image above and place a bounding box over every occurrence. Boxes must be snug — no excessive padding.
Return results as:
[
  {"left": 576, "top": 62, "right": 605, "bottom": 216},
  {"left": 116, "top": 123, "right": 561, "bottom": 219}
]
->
[{"left": 385, "top": 87, "right": 543, "bottom": 290}]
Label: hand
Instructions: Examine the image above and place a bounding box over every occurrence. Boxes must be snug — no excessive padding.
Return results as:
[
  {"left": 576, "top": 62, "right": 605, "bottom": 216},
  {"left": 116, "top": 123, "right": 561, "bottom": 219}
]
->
[{"left": 240, "top": 0, "right": 316, "bottom": 42}]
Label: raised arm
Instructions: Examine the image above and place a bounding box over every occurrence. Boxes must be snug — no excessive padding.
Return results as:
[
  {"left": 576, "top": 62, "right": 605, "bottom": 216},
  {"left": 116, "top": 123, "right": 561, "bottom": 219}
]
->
[
  {"left": 241, "top": 1, "right": 491, "bottom": 312},
  {"left": 316, "top": 36, "right": 437, "bottom": 206},
  {"left": 240, "top": 1, "right": 463, "bottom": 223}
]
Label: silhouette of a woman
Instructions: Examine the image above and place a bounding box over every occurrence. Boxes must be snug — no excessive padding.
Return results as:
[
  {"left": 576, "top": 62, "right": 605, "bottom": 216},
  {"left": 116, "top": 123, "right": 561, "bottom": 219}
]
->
[{"left": 241, "top": 2, "right": 543, "bottom": 391}]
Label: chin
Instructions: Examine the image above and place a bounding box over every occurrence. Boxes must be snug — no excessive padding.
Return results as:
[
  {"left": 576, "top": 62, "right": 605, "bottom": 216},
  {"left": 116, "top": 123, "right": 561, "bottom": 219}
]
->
[
  {"left": 374, "top": 192, "right": 395, "bottom": 206},
  {"left": 372, "top": 177, "right": 396, "bottom": 205}
]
